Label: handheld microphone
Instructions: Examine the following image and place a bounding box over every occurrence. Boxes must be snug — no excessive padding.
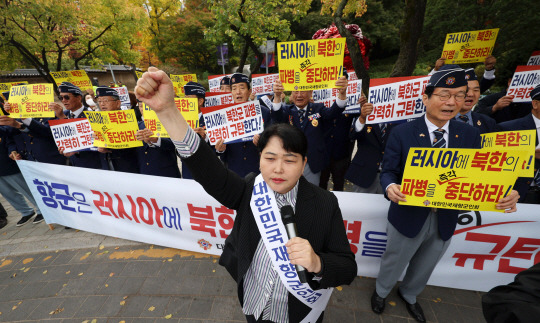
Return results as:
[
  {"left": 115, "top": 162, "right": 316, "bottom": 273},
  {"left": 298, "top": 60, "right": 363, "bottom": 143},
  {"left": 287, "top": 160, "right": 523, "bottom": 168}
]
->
[{"left": 280, "top": 205, "right": 307, "bottom": 283}]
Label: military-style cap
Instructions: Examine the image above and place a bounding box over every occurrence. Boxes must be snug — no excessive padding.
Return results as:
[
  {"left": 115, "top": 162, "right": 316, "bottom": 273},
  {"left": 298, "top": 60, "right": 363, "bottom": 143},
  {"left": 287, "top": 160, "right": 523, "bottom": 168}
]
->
[
  {"left": 464, "top": 68, "right": 478, "bottom": 81},
  {"left": 220, "top": 76, "right": 231, "bottom": 86},
  {"left": 184, "top": 82, "right": 206, "bottom": 98},
  {"left": 95, "top": 86, "right": 120, "bottom": 99},
  {"left": 58, "top": 82, "right": 83, "bottom": 96},
  {"left": 530, "top": 84, "right": 540, "bottom": 100},
  {"left": 426, "top": 65, "right": 467, "bottom": 89},
  {"left": 230, "top": 73, "right": 250, "bottom": 87}
]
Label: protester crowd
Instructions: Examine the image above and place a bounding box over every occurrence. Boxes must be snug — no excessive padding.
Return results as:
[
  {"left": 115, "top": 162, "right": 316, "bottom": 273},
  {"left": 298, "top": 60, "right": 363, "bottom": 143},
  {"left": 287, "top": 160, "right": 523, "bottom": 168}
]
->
[{"left": 0, "top": 50, "right": 539, "bottom": 323}]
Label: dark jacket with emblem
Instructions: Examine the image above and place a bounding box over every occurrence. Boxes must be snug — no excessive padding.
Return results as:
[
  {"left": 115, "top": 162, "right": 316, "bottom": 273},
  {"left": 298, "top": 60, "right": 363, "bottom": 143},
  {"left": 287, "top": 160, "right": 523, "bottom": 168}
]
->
[
  {"left": 380, "top": 117, "right": 482, "bottom": 241},
  {"left": 471, "top": 111, "right": 497, "bottom": 134},
  {"left": 183, "top": 139, "right": 357, "bottom": 323},
  {"left": 271, "top": 101, "right": 344, "bottom": 174},
  {"left": 16, "top": 118, "right": 67, "bottom": 165},
  {"left": 65, "top": 109, "right": 106, "bottom": 170}
]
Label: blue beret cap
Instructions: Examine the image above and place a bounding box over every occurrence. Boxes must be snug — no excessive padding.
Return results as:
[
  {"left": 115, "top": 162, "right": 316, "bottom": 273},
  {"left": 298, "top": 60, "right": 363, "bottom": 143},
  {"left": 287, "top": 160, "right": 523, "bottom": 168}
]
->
[
  {"left": 426, "top": 65, "right": 467, "bottom": 89},
  {"left": 95, "top": 86, "right": 120, "bottom": 99},
  {"left": 230, "top": 73, "right": 250, "bottom": 87},
  {"left": 530, "top": 84, "right": 540, "bottom": 100},
  {"left": 184, "top": 82, "right": 206, "bottom": 98},
  {"left": 464, "top": 68, "right": 478, "bottom": 82},
  {"left": 58, "top": 82, "right": 83, "bottom": 96},
  {"left": 220, "top": 76, "right": 231, "bottom": 86}
]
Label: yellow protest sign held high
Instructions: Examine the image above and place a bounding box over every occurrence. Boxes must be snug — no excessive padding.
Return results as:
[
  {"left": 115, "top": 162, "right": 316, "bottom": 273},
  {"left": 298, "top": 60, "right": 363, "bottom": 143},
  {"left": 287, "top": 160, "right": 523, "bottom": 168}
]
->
[
  {"left": 481, "top": 130, "right": 536, "bottom": 177},
  {"left": 441, "top": 28, "right": 499, "bottom": 64},
  {"left": 278, "top": 38, "right": 346, "bottom": 91},
  {"left": 8, "top": 84, "right": 54, "bottom": 118},
  {"left": 170, "top": 74, "right": 197, "bottom": 97},
  {"left": 142, "top": 98, "right": 199, "bottom": 138},
  {"left": 85, "top": 110, "right": 142, "bottom": 149},
  {"left": 0, "top": 81, "right": 28, "bottom": 93},
  {"left": 50, "top": 70, "right": 93, "bottom": 92},
  {"left": 399, "top": 147, "right": 529, "bottom": 212}
]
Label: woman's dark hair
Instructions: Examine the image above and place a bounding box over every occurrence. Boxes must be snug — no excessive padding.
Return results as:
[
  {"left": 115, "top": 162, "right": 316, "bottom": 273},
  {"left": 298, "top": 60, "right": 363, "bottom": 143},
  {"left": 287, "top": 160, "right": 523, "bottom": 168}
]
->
[{"left": 257, "top": 123, "right": 308, "bottom": 159}]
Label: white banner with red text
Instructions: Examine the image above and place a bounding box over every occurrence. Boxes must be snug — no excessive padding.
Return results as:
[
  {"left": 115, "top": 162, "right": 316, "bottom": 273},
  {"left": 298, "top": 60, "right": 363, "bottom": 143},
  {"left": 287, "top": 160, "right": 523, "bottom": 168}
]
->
[{"left": 17, "top": 160, "right": 540, "bottom": 292}]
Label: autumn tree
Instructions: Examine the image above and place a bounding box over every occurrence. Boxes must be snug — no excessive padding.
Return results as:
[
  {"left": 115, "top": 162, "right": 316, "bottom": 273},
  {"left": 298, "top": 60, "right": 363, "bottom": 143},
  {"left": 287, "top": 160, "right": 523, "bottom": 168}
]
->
[
  {"left": 205, "top": 0, "right": 312, "bottom": 76},
  {"left": 0, "top": 0, "right": 148, "bottom": 86}
]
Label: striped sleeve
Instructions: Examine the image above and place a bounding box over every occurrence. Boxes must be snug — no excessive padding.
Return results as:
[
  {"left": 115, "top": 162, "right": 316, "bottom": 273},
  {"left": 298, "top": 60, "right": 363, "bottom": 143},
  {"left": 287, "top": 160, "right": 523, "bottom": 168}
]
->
[{"left": 171, "top": 127, "right": 201, "bottom": 158}]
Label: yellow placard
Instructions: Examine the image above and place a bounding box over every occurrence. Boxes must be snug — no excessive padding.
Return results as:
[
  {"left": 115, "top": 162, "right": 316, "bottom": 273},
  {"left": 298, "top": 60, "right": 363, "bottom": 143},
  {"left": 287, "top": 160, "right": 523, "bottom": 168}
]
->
[
  {"left": 278, "top": 38, "right": 346, "bottom": 91},
  {"left": 170, "top": 74, "right": 197, "bottom": 97},
  {"left": 481, "top": 130, "right": 536, "bottom": 177},
  {"left": 50, "top": 70, "right": 93, "bottom": 92},
  {"left": 441, "top": 28, "right": 499, "bottom": 64},
  {"left": 400, "top": 147, "right": 529, "bottom": 212},
  {"left": 8, "top": 84, "right": 54, "bottom": 118},
  {"left": 135, "top": 70, "right": 143, "bottom": 79},
  {"left": 85, "top": 110, "right": 142, "bottom": 149},
  {"left": 142, "top": 98, "right": 199, "bottom": 137},
  {"left": 0, "top": 81, "right": 28, "bottom": 93}
]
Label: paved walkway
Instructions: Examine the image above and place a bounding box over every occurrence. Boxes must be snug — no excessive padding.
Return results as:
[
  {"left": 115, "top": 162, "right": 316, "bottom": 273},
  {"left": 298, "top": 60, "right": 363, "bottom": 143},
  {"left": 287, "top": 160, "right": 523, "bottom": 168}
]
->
[{"left": 0, "top": 195, "right": 487, "bottom": 322}]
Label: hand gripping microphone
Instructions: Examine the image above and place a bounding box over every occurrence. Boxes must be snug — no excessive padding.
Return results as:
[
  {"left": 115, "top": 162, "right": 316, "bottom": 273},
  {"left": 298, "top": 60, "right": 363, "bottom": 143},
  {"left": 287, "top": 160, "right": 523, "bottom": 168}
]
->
[{"left": 280, "top": 205, "right": 307, "bottom": 283}]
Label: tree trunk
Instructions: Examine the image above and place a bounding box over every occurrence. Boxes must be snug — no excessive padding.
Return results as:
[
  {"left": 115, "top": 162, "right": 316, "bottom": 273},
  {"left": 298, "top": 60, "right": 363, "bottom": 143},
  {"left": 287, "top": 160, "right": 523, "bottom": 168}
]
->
[
  {"left": 237, "top": 42, "right": 248, "bottom": 73},
  {"left": 334, "top": 0, "right": 370, "bottom": 96},
  {"left": 390, "top": 0, "right": 427, "bottom": 77}
]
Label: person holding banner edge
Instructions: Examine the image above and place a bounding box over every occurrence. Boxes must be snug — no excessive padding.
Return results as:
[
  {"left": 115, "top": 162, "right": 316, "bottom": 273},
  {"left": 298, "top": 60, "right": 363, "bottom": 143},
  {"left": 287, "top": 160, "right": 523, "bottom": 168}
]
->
[
  {"left": 135, "top": 67, "right": 357, "bottom": 323},
  {"left": 373, "top": 66, "right": 520, "bottom": 322}
]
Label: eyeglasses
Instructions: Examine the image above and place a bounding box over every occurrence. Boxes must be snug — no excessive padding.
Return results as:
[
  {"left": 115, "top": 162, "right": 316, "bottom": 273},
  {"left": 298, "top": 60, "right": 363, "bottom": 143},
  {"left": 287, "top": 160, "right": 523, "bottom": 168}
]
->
[
  {"left": 58, "top": 95, "right": 72, "bottom": 101},
  {"left": 432, "top": 93, "right": 466, "bottom": 102},
  {"left": 97, "top": 99, "right": 118, "bottom": 104}
]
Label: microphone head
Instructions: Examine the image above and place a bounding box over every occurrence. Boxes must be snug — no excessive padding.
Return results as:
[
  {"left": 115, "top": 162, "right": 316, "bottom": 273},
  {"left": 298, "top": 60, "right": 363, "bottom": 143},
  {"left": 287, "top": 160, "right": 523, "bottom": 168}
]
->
[{"left": 280, "top": 205, "right": 295, "bottom": 224}]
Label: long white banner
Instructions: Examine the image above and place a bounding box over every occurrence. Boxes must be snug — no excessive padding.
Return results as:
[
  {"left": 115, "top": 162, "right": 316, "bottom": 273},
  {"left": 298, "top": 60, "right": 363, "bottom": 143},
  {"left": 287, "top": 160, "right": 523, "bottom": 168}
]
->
[{"left": 17, "top": 160, "right": 540, "bottom": 292}]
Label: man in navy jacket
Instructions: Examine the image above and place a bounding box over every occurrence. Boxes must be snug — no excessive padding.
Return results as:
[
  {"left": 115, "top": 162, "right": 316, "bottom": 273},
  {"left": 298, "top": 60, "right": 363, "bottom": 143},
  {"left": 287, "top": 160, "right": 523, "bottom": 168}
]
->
[{"left": 372, "top": 66, "right": 519, "bottom": 322}]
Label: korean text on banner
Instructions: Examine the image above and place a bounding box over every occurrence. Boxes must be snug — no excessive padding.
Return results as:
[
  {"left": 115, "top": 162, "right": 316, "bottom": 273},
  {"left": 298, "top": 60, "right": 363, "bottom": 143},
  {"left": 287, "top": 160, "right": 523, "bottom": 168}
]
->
[
  {"left": 506, "top": 65, "right": 540, "bottom": 102},
  {"left": 204, "top": 92, "right": 234, "bottom": 107},
  {"left": 208, "top": 74, "right": 231, "bottom": 92},
  {"left": 0, "top": 81, "right": 28, "bottom": 92},
  {"left": 201, "top": 101, "right": 264, "bottom": 145},
  {"left": 366, "top": 76, "right": 430, "bottom": 124},
  {"left": 85, "top": 110, "right": 142, "bottom": 149},
  {"left": 171, "top": 74, "right": 198, "bottom": 97},
  {"left": 251, "top": 74, "right": 279, "bottom": 95},
  {"left": 8, "top": 83, "right": 54, "bottom": 118},
  {"left": 142, "top": 98, "right": 199, "bottom": 137},
  {"left": 111, "top": 86, "right": 131, "bottom": 109},
  {"left": 278, "top": 38, "right": 346, "bottom": 91},
  {"left": 50, "top": 70, "right": 93, "bottom": 92},
  {"left": 527, "top": 51, "right": 540, "bottom": 66},
  {"left": 441, "top": 28, "right": 499, "bottom": 64},
  {"left": 399, "top": 147, "right": 530, "bottom": 212},
  {"left": 313, "top": 79, "right": 363, "bottom": 114},
  {"left": 481, "top": 130, "right": 537, "bottom": 177},
  {"left": 49, "top": 118, "right": 95, "bottom": 153},
  {"left": 17, "top": 160, "right": 540, "bottom": 293}
]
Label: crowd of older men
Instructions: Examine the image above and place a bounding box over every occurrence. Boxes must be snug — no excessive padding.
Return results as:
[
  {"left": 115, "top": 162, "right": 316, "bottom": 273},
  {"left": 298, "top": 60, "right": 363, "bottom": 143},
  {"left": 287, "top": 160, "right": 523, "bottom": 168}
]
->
[{"left": 0, "top": 54, "right": 538, "bottom": 322}]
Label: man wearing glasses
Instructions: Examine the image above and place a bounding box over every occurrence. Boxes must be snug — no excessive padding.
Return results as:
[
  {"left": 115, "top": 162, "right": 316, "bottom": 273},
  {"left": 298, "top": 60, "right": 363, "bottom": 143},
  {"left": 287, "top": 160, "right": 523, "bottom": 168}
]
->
[
  {"left": 94, "top": 86, "right": 139, "bottom": 174},
  {"left": 51, "top": 82, "right": 104, "bottom": 170},
  {"left": 370, "top": 65, "right": 519, "bottom": 322}
]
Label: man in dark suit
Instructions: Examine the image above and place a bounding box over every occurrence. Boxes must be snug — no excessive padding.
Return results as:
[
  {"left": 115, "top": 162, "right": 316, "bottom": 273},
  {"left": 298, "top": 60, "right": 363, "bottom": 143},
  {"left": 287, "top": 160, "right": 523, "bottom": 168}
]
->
[
  {"left": 214, "top": 73, "right": 271, "bottom": 178},
  {"left": 372, "top": 66, "right": 520, "bottom": 322},
  {"left": 0, "top": 126, "right": 44, "bottom": 226},
  {"left": 50, "top": 82, "right": 105, "bottom": 169},
  {"left": 135, "top": 68, "right": 357, "bottom": 323},
  {"left": 496, "top": 84, "right": 540, "bottom": 204},
  {"left": 95, "top": 86, "right": 139, "bottom": 174},
  {"left": 455, "top": 68, "right": 496, "bottom": 134},
  {"left": 271, "top": 76, "right": 349, "bottom": 186}
]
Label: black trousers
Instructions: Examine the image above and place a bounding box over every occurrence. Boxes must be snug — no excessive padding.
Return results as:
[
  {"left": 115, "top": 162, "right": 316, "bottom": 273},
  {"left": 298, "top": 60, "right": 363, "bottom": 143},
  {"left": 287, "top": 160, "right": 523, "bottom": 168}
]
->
[{"left": 319, "top": 157, "right": 350, "bottom": 191}]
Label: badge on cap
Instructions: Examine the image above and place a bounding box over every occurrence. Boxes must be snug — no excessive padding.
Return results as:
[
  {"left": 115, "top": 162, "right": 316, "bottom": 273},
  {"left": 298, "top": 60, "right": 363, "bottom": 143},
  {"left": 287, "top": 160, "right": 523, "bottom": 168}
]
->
[{"left": 445, "top": 77, "right": 456, "bottom": 85}]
